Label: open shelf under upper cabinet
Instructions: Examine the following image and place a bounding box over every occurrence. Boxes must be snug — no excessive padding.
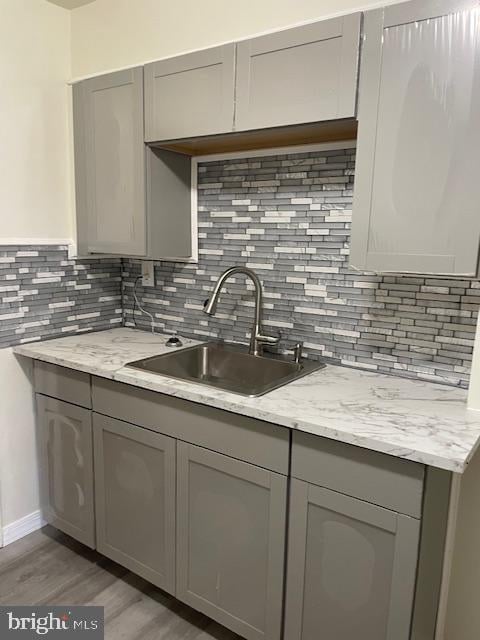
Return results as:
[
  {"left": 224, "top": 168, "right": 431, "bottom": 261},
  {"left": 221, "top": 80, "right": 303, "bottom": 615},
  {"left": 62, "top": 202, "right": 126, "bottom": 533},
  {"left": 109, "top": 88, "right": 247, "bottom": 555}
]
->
[{"left": 150, "top": 119, "right": 358, "bottom": 157}]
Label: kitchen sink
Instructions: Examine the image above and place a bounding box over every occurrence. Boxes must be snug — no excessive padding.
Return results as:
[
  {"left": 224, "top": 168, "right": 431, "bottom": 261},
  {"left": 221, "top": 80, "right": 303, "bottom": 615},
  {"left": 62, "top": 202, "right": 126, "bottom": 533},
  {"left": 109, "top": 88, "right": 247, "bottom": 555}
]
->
[{"left": 126, "top": 342, "right": 325, "bottom": 397}]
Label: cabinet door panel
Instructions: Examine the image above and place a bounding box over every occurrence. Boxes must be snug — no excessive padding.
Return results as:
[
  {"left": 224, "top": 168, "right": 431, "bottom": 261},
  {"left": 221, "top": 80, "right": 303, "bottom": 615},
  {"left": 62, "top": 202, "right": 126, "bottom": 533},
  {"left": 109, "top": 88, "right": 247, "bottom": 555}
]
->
[
  {"left": 285, "top": 480, "right": 420, "bottom": 640},
  {"left": 36, "top": 395, "right": 95, "bottom": 548},
  {"left": 176, "top": 442, "right": 286, "bottom": 640},
  {"left": 74, "top": 67, "right": 146, "bottom": 256},
  {"left": 93, "top": 414, "right": 176, "bottom": 593},
  {"left": 144, "top": 45, "right": 235, "bottom": 141},
  {"left": 235, "top": 15, "right": 360, "bottom": 131},
  {"left": 351, "top": 4, "right": 480, "bottom": 275}
]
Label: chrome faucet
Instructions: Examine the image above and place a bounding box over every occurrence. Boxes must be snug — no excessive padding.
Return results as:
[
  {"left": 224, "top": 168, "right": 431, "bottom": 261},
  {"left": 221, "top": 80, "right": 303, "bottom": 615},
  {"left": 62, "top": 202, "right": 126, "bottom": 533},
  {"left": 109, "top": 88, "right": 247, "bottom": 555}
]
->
[{"left": 203, "top": 266, "right": 280, "bottom": 356}]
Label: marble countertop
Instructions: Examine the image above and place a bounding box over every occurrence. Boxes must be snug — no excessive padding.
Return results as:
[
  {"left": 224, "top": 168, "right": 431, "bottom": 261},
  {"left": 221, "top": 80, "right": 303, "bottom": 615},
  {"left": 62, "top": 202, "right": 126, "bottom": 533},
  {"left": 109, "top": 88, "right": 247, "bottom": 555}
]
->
[{"left": 13, "top": 327, "right": 480, "bottom": 473}]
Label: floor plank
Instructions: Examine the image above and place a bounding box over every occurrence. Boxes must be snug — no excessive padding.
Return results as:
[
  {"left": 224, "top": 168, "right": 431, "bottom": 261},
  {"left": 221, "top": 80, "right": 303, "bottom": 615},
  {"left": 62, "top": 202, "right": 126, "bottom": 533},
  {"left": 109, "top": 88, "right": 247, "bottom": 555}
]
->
[{"left": 0, "top": 527, "right": 241, "bottom": 640}]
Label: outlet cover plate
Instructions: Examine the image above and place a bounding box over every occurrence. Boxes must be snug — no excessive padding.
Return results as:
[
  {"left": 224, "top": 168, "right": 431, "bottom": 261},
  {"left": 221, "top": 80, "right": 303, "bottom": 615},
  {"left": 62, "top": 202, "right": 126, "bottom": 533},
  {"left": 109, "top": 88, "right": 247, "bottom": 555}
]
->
[{"left": 142, "top": 260, "right": 155, "bottom": 287}]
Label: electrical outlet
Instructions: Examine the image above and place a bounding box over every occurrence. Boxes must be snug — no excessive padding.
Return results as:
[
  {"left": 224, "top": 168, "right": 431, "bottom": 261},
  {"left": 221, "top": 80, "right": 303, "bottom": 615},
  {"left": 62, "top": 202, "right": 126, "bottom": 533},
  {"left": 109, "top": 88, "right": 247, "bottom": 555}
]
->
[{"left": 141, "top": 260, "right": 155, "bottom": 287}]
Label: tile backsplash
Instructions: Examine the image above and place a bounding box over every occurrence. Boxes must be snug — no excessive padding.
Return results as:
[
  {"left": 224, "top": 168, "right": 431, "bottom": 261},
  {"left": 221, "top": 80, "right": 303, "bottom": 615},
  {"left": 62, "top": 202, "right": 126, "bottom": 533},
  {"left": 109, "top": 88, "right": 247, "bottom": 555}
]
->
[
  {"left": 1, "top": 149, "right": 477, "bottom": 388},
  {"left": 123, "top": 146, "right": 479, "bottom": 388},
  {"left": 0, "top": 245, "right": 122, "bottom": 347}
]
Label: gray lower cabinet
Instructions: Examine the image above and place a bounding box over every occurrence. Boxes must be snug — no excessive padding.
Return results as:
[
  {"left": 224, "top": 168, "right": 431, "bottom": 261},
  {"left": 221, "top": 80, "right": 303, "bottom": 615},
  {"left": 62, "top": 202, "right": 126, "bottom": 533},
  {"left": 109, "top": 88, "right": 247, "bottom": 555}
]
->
[
  {"left": 34, "top": 364, "right": 437, "bottom": 640},
  {"left": 235, "top": 14, "right": 361, "bottom": 132},
  {"left": 350, "top": 0, "right": 480, "bottom": 275},
  {"left": 284, "top": 479, "right": 421, "bottom": 640},
  {"left": 93, "top": 413, "right": 176, "bottom": 593},
  {"left": 36, "top": 394, "right": 95, "bottom": 549},
  {"left": 144, "top": 44, "right": 236, "bottom": 142},
  {"left": 176, "top": 441, "right": 287, "bottom": 640}
]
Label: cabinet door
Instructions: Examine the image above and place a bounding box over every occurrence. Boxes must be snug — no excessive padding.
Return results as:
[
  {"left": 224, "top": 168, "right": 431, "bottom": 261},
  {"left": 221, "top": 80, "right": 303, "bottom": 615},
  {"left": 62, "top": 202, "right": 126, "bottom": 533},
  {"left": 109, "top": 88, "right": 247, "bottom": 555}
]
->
[
  {"left": 36, "top": 395, "right": 95, "bottom": 548},
  {"left": 284, "top": 480, "right": 420, "bottom": 640},
  {"left": 235, "top": 15, "right": 361, "bottom": 132},
  {"left": 73, "top": 67, "right": 146, "bottom": 256},
  {"left": 176, "top": 442, "right": 287, "bottom": 640},
  {"left": 93, "top": 414, "right": 176, "bottom": 593},
  {"left": 144, "top": 45, "right": 235, "bottom": 141},
  {"left": 350, "top": 1, "right": 480, "bottom": 275}
]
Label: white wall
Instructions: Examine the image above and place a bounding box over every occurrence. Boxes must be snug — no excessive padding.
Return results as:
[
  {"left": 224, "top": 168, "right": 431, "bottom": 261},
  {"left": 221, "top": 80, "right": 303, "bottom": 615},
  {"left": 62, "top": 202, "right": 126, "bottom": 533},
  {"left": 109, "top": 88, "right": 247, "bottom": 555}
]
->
[
  {"left": 0, "top": 0, "right": 72, "bottom": 542},
  {"left": 0, "top": 0, "right": 72, "bottom": 241},
  {"left": 0, "top": 351, "right": 38, "bottom": 529},
  {"left": 444, "top": 314, "right": 480, "bottom": 637},
  {"left": 70, "top": 0, "right": 406, "bottom": 79},
  {"left": 468, "top": 313, "right": 480, "bottom": 410},
  {"left": 444, "top": 452, "right": 480, "bottom": 640}
]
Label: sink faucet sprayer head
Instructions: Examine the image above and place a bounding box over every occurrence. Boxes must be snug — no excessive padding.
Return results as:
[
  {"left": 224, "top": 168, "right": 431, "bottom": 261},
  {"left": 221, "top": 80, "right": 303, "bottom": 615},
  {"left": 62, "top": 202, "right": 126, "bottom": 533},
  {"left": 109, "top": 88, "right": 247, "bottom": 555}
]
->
[{"left": 203, "top": 298, "right": 216, "bottom": 316}]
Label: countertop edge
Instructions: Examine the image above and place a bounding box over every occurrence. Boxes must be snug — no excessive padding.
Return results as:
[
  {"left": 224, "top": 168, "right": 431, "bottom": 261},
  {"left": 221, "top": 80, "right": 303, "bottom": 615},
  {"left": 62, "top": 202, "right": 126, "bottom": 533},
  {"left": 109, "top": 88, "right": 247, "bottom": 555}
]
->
[
  {"left": 112, "top": 368, "right": 467, "bottom": 473},
  {"left": 14, "top": 345, "right": 470, "bottom": 474},
  {"left": 13, "top": 346, "right": 117, "bottom": 379}
]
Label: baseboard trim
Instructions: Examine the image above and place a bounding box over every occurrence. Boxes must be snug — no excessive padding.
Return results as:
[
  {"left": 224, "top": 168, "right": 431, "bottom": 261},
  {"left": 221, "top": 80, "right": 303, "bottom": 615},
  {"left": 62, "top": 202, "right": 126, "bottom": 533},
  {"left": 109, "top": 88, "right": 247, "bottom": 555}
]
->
[{"left": 2, "top": 510, "right": 46, "bottom": 547}]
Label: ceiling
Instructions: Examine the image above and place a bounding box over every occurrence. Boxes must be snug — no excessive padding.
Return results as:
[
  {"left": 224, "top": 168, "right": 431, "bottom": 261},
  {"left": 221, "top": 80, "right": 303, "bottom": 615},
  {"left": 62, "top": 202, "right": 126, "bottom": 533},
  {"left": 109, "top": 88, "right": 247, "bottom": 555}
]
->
[{"left": 46, "top": 0, "right": 97, "bottom": 9}]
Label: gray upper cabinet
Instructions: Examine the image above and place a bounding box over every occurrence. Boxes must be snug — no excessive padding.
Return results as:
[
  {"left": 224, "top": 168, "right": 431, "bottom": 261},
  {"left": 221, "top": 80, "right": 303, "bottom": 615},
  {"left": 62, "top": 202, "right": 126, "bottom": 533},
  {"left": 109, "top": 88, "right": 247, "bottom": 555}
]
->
[
  {"left": 73, "top": 67, "right": 147, "bottom": 256},
  {"left": 36, "top": 395, "right": 95, "bottom": 549},
  {"left": 284, "top": 479, "right": 421, "bottom": 640},
  {"left": 73, "top": 70, "right": 193, "bottom": 261},
  {"left": 93, "top": 413, "right": 176, "bottom": 593},
  {"left": 176, "top": 442, "right": 287, "bottom": 640},
  {"left": 235, "top": 15, "right": 361, "bottom": 132},
  {"left": 350, "top": 0, "right": 480, "bottom": 275},
  {"left": 144, "top": 44, "right": 236, "bottom": 142}
]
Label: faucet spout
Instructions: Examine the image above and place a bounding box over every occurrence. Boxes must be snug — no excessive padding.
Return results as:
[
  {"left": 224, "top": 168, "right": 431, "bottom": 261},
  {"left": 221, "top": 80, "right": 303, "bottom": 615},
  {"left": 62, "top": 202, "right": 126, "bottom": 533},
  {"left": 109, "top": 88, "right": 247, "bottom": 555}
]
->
[{"left": 203, "top": 266, "right": 279, "bottom": 356}]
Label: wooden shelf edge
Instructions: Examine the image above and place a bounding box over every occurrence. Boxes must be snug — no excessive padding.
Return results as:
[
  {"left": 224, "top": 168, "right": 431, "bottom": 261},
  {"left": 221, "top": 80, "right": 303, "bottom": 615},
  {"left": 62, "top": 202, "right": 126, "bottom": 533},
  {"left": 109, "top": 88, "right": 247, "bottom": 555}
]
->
[{"left": 149, "top": 119, "right": 358, "bottom": 157}]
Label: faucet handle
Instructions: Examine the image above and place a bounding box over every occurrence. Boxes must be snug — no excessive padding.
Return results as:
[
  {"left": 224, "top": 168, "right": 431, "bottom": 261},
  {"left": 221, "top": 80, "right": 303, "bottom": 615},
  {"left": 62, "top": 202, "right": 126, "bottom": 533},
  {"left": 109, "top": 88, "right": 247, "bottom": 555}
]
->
[{"left": 256, "top": 333, "right": 281, "bottom": 346}]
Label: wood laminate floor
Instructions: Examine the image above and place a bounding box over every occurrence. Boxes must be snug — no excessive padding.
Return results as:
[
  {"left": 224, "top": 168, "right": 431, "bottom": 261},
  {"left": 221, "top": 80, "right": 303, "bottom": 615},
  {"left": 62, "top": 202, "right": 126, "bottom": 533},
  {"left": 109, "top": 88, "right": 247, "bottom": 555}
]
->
[{"left": 0, "top": 526, "right": 241, "bottom": 640}]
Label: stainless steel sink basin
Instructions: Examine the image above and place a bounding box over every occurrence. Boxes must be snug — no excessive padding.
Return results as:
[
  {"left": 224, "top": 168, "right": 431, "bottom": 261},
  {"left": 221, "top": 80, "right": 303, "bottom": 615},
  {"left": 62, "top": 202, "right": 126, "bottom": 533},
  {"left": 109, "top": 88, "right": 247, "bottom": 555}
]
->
[{"left": 126, "top": 342, "right": 325, "bottom": 397}]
